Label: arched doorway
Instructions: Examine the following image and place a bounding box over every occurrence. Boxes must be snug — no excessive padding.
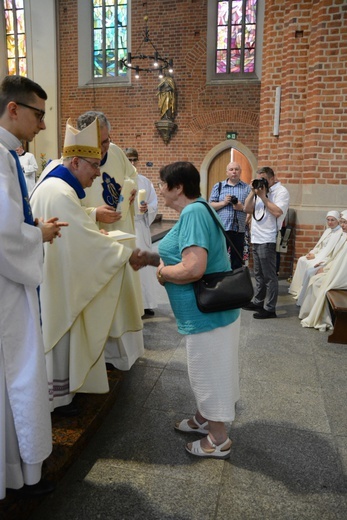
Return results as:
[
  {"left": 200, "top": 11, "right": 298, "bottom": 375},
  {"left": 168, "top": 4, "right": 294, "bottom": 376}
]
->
[{"left": 200, "top": 140, "right": 257, "bottom": 199}]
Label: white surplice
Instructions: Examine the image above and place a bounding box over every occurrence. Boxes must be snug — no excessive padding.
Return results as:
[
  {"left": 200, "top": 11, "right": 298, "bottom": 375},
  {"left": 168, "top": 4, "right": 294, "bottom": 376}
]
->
[
  {"left": 0, "top": 128, "right": 52, "bottom": 499},
  {"left": 18, "top": 151, "right": 38, "bottom": 194},
  {"left": 82, "top": 143, "right": 144, "bottom": 370},
  {"left": 31, "top": 171, "right": 143, "bottom": 410},
  {"left": 134, "top": 174, "right": 158, "bottom": 310}
]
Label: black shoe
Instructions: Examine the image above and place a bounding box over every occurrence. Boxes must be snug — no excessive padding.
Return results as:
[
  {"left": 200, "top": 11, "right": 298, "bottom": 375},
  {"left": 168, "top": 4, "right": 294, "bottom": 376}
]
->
[
  {"left": 16, "top": 479, "right": 55, "bottom": 497},
  {"left": 52, "top": 401, "right": 79, "bottom": 417},
  {"left": 144, "top": 308, "right": 155, "bottom": 316},
  {"left": 242, "top": 302, "right": 263, "bottom": 311},
  {"left": 253, "top": 309, "right": 277, "bottom": 319}
]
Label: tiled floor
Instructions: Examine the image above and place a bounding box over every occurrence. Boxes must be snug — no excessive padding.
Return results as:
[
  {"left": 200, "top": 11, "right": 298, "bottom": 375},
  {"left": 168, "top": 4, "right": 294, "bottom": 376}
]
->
[
  {"left": 26, "top": 268, "right": 347, "bottom": 520},
  {"left": 2, "top": 232, "right": 347, "bottom": 519}
]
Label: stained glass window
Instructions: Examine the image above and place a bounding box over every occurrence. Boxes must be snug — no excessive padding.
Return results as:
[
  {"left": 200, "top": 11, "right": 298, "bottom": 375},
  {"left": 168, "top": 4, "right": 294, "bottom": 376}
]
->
[
  {"left": 216, "top": 0, "right": 257, "bottom": 75},
  {"left": 3, "top": 0, "right": 27, "bottom": 76},
  {"left": 93, "top": 0, "right": 128, "bottom": 78}
]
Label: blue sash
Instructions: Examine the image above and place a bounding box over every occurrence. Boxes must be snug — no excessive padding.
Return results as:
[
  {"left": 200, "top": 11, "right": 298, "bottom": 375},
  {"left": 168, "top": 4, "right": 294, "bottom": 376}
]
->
[
  {"left": 10, "top": 150, "right": 41, "bottom": 319},
  {"left": 10, "top": 150, "right": 35, "bottom": 225}
]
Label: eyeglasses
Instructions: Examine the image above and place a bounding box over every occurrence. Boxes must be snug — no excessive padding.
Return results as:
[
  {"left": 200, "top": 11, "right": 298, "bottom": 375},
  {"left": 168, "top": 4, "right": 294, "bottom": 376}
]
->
[
  {"left": 101, "top": 136, "right": 111, "bottom": 146},
  {"left": 128, "top": 158, "right": 138, "bottom": 163},
  {"left": 79, "top": 157, "right": 100, "bottom": 170},
  {"left": 157, "top": 182, "right": 166, "bottom": 189},
  {"left": 16, "top": 102, "right": 45, "bottom": 122}
]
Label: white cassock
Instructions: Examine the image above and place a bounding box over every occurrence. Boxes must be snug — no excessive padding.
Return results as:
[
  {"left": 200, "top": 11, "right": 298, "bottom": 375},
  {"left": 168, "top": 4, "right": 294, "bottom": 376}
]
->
[
  {"left": 0, "top": 129, "right": 51, "bottom": 499},
  {"left": 289, "top": 225, "right": 343, "bottom": 297},
  {"left": 134, "top": 174, "right": 158, "bottom": 310},
  {"left": 18, "top": 151, "right": 38, "bottom": 194},
  {"left": 82, "top": 143, "right": 144, "bottom": 370},
  {"left": 31, "top": 166, "right": 144, "bottom": 410},
  {"left": 299, "top": 234, "right": 347, "bottom": 330}
]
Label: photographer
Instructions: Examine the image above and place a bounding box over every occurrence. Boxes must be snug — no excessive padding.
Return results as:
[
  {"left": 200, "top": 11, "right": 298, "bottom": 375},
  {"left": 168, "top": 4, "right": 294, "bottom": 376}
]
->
[
  {"left": 243, "top": 167, "right": 290, "bottom": 319},
  {"left": 209, "top": 162, "right": 251, "bottom": 269}
]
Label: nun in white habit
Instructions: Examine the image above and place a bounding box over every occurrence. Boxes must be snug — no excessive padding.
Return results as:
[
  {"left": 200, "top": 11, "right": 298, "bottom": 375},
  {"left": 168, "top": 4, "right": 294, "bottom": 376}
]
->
[
  {"left": 300, "top": 210, "right": 347, "bottom": 331},
  {"left": 289, "top": 210, "right": 342, "bottom": 298}
]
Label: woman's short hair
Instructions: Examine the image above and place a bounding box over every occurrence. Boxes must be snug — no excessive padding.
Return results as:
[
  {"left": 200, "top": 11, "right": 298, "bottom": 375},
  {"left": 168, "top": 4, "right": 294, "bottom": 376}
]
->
[{"left": 159, "top": 161, "right": 201, "bottom": 199}]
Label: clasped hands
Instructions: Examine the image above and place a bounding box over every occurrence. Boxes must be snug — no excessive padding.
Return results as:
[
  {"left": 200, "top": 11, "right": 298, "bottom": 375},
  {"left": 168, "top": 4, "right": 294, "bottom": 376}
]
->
[
  {"left": 129, "top": 249, "right": 160, "bottom": 271},
  {"left": 36, "top": 217, "right": 69, "bottom": 244}
]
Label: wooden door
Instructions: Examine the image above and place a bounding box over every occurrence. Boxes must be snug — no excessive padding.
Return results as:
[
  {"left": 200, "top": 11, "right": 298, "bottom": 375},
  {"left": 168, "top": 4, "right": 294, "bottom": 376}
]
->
[{"left": 207, "top": 147, "right": 253, "bottom": 199}]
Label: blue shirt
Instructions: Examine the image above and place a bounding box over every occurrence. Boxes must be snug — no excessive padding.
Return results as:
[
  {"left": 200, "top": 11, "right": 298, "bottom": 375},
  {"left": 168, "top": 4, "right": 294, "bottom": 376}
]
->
[
  {"left": 159, "top": 198, "right": 240, "bottom": 335},
  {"left": 209, "top": 179, "right": 251, "bottom": 232}
]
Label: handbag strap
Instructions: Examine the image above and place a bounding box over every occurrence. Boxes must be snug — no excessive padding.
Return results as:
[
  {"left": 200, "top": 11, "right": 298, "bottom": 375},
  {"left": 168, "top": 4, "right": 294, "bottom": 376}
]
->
[{"left": 194, "top": 200, "right": 244, "bottom": 265}]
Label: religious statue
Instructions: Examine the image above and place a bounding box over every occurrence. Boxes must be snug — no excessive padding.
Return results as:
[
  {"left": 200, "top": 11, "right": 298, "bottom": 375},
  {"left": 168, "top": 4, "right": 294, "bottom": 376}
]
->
[{"left": 157, "top": 76, "right": 176, "bottom": 121}]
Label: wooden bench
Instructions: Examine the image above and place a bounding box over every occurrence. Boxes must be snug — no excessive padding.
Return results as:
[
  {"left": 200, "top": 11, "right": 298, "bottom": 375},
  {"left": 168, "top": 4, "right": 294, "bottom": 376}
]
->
[{"left": 326, "top": 289, "right": 347, "bottom": 344}]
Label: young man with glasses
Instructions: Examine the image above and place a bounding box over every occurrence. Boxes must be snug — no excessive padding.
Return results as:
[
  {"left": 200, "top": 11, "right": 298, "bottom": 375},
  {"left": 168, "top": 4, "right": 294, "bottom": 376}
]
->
[{"left": 0, "top": 75, "right": 67, "bottom": 499}]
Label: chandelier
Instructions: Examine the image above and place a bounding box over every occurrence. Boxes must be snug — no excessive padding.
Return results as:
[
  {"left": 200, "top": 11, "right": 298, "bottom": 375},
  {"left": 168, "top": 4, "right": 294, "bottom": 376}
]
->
[{"left": 119, "top": 15, "right": 174, "bottom": 79}]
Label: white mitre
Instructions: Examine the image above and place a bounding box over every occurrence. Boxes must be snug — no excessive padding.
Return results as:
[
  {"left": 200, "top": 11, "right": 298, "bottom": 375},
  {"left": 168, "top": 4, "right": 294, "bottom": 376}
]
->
[{"left": 62, "top": 117, "right": 101, "bottom": 159}]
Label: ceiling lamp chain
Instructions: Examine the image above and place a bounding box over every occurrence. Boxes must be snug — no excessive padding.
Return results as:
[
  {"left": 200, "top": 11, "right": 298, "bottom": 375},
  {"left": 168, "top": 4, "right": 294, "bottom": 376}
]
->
[{"left": 119, "top": 14, "right": 173, "bottom": 79}]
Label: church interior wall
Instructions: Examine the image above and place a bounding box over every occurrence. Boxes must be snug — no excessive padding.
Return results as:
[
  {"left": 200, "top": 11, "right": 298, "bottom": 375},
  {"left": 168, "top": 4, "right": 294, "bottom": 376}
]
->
[
  {"left": 258, "top": 0, "right": 347, "bottom": 274},
  {"left": 5, "top": 0, "right": 346, "bottom": 276}
]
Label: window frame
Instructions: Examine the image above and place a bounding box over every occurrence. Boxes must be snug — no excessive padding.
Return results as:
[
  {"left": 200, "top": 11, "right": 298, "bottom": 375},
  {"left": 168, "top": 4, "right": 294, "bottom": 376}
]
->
[
  {"left": 207, "top": 0, "right": 264, "bottom": 85},
  {"left": 0, "top": 0, "right": 30, "bottom": 77},
  {"left": 78, "top": 0, "right": 131, "bottom": 87}
]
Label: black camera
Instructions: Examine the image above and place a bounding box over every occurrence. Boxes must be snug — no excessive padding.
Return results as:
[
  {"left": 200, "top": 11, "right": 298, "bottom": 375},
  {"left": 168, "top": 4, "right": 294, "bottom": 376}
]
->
[
  {"left": 252, "top": 178, "right": 269, "bottom": 192},
  {"left": 230, "top": 195, "right": 238, "bottom": 205}
]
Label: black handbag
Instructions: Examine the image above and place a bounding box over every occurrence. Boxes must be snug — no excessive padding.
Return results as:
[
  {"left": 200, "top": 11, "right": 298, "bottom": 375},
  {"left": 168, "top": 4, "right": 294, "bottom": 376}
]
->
[{"left": 193, "top": 201, "right": 254, "bottom": 313}]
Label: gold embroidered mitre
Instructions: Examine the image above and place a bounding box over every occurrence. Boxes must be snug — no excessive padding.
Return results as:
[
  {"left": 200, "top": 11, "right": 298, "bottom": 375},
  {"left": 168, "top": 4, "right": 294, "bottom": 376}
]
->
[{"left": 62, "top": 117, "right": 101, "bottom": 159}]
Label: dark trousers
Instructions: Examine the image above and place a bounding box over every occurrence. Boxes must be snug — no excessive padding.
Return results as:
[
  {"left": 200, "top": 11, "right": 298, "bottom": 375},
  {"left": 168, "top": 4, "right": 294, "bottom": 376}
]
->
[
  {"left": 252, "top": 242, "right": 278, "bottom": 312},
  {"left": 225, "top": 230, "right": 245, "bottom": 270}
]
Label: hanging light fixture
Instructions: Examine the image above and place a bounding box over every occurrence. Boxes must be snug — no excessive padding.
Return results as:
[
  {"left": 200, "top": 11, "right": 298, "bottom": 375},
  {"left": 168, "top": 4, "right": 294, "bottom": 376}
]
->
[{"left": 119, "top": 14, "right": 174, "bottom": 80}]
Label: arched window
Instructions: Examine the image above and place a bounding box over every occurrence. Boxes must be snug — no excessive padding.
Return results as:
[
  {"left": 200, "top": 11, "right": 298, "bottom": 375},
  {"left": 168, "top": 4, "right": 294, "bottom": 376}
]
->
[
  {"left": 207, "top": 0, "right": 264, "bottom": 83},
  {"left": 2, "top": 0, "right": 27, "bottom": 76}
]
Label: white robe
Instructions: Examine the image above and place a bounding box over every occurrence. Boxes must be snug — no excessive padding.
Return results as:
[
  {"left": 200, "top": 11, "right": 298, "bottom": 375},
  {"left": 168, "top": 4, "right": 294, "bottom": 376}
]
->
[
  {"left": 0, "top": 129, "right": 52, "bottom": 499},
  {"left": 31, "top": 170, "right": 143, "bottom": 410},
  {"left": 82, "top": 143, "right": 144, "bottom": 370},
  {"left": 289, "top": 226, "right": 343, "bottom": 297},
  {"left": 299, "top": 234, "right": 347, "bottom": 330},
  {"left": 18, "top": 151, "right": 38, "bottom": 194},
  {"left": 134, "top": 174, "right": 158, "bottom": 310}
]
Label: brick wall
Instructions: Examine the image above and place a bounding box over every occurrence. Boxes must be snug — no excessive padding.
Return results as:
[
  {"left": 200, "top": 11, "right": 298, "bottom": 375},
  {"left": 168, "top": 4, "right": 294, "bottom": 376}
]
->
[
  {"left": 57, "top": 0, "right": 347, "bottom": 276},
  {"left": 58, "top": 0, "right": 260, "bottom": 222},
  {"left": 258, "top": 0, "right": 347, "bottom": 276}
]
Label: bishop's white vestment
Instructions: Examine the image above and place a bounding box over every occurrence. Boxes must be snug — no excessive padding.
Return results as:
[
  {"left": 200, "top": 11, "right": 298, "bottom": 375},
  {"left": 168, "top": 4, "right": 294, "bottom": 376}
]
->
[
  {"left": 82, "top": 143, "right": 144, "bottom": 370},
  {"left": 31, "top": 165, "right": 143, "bottom": 411}
]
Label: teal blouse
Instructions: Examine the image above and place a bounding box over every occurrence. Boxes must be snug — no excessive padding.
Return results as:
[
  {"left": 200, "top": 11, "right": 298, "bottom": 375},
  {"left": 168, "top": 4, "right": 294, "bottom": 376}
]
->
[{"left": 158, "top": 198, "right": 240, "bottom": 335}]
